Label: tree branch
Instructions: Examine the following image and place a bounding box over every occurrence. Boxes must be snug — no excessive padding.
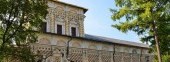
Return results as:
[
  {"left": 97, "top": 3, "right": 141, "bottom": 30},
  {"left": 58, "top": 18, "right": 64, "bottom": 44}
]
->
[{"left": 1, "top": 0, "right": 15, "bottom": 48}]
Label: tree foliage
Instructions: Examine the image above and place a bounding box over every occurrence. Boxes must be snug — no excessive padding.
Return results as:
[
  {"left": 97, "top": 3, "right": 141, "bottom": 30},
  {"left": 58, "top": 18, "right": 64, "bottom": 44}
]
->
[
  {"left": 111, "top": 0, "right": 170, "bottom": 34},
  {"left": 111, "top": 0, "right": 170, "bottom": 62},
  {"left": 0, "top": 0, "right": 48, "bottom": 62},
  {"left": 142, "top": 25, "right": 170, "bottom": 55},
  {"left": 154, "top": 55, "right": 170, "bottom": 62}
]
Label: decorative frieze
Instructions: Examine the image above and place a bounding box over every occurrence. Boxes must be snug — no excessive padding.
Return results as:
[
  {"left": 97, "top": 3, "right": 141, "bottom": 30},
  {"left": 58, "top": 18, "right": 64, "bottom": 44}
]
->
[{"left": 31, "top": 42, "right": 153, "bottom": 62}]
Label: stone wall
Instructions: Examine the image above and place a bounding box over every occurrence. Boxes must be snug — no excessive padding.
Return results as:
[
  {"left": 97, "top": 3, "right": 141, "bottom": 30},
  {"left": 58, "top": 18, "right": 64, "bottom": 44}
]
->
[
  {"left": 33, "top": 1, "right": 154, "bottom": 62},
  {"left": 46, "top": 0, "right": 85, "bottom": 37},
  {"left": 31, "top": 44, "right": 153, "bottom": 62},
  {"left": 30, "top": 33, "right": 154, "bottom": 62}
]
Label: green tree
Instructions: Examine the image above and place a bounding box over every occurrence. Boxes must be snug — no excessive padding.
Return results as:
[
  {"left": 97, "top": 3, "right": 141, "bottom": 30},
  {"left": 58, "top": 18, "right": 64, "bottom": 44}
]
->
[
  {"left": 111, "top": 0, "right": 170, "bottom": 62},
  {"left": 141, "top": 24, "right": 170, "bottom": 55},
  {"left": 0, "top": 0, "right": 48, "bottom": 62}
]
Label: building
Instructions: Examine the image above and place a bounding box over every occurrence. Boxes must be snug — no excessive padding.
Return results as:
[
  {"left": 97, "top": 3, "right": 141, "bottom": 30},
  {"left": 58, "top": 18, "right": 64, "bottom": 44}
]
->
[{"left": 31, "top": 0, "right": 154, "bottom": 62}]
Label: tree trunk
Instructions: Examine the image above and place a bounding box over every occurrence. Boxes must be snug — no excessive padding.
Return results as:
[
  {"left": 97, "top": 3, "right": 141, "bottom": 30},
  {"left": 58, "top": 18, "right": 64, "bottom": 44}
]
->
[{"left": 153, "top": 21, "right": 162, "bottom": 62}]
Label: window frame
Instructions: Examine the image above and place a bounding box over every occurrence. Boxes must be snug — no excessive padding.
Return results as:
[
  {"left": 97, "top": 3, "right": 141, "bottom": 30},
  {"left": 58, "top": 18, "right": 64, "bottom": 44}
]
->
[
  {"left": 57, "top": 24, "right": 63, "bottom": 35},
  {"left": 71, "top": 27, "right": 76, "bottom": 37}
]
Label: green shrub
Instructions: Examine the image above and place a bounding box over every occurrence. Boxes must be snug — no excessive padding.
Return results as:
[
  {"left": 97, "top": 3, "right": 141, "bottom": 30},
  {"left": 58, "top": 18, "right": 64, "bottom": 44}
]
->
[
  {"left": 154, "top": 55, "right": 170, "bottom": 62},
  {"left": 162, "top": 55, "right": 170, "bottom": 62}
]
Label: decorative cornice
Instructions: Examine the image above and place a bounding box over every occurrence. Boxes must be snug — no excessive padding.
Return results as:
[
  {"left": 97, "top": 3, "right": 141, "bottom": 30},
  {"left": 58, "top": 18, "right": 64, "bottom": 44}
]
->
[{"left": 49, "top": 0, "right": 88, "bottom": 13}]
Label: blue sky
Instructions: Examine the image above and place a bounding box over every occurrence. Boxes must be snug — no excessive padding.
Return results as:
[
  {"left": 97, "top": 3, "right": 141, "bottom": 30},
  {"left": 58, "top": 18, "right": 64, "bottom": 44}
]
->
[{"left": 58, "top": 0, "right": 141, "bottom": 43}]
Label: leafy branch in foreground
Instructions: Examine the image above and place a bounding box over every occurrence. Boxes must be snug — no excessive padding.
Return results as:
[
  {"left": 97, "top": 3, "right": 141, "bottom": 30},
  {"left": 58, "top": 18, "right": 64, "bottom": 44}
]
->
[{"left": 0, "top": 0, "right": 48, "bottom": 62}]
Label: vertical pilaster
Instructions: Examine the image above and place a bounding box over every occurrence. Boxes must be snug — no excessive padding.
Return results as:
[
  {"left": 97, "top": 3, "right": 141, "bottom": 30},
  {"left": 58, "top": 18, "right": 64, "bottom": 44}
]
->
[
  {"left": 65, "top": 11, "right": 69, "bottom": 35},
  {"left": 83, "top": 49, "right": 88, "bottom": 62},
  {"left": 79, "top": 20, "right": 84, "bottom": 37},
  {"left": 122, "top": 52, "right": 124, "bottom": 62},
  {"left": 50, "top": 9, "right": 55, "bottom": 33},
  {"left": 49, "top": 9, "right": 53, "bottom": 33},
  {"left": 53, "top": 12, "right": 55, "bottom": 33},
  {"left": 60, "top": 47, "right": 67, "bottom": 62},
  {"left": 98, "top": 51, "right": 102, "bottom": 62},
  {"left": 130, "top": 53, "right": 132, "bottom": 62},
  {"left": 111, "top": 52, "right": 113, "bottom": 62}
]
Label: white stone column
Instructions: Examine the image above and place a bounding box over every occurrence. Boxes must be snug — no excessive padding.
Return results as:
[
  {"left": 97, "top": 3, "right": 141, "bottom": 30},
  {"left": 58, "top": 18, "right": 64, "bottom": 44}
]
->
[
  {"left": 98, "top": 51, "right": 102, "bottom": 62},
  {"left": 111, "top": 52, "right": 114, "bottom": 62},
  {"left": 61, "top": 56, "right": 63, "bottom": 62},
  {"left": 130, "top": 54, "right": 132, "bottom": 62},
  {"left": 60, "top": 47, "right": 67, "bottom": 62},
  {"left": 122, "top": 53, "right": 124, "bottom": 62},
  {"left": 83, "top": 49, "right": 88, "bottom": 62}
]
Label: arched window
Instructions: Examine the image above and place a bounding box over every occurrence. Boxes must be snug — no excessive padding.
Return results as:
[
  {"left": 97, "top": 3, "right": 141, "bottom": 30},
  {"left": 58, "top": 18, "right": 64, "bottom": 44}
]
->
[
  {"left": 57, "top": 40, "right": 66, "bottom": 46},
  {"left": 89, "top": 45, "right": 97, "bottom": 50},
  {"left": 102, "top": 46, "right": 109, "bottom": 51},
  {"left": 145, "top": 56, "right": 150, "bottom": 62},
  {"left": 38, "top": 38, "right": 50, "bottom": 45},
  {"left": 124, "top": 47, "right": 130, "bottom": 53},
  {"left": 132, "top": 49, "right": 137, "bottom": 54},
  {"left": 72, "top": 42, "right": 81, "bottom": 48}
]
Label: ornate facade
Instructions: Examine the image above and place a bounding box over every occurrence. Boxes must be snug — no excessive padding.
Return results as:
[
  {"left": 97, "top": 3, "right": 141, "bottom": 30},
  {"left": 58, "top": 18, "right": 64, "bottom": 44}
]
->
[{"left": 31, "top": 0, "right": 153, "bottom": 62}]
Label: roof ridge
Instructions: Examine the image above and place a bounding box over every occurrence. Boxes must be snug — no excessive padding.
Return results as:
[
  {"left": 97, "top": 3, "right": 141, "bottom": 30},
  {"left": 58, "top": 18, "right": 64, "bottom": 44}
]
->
[{"left": 85, "top": 34, "right": 149, "bottom": 48}]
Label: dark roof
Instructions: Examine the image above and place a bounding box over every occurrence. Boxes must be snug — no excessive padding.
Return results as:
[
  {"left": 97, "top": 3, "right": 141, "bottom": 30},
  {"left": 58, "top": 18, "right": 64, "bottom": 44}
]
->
[
  {"left": 43, "top": 32, "right": 149, "bottom": 48},
  {"left": 84, "top": 34, "right": 149, "bottom": 48}
]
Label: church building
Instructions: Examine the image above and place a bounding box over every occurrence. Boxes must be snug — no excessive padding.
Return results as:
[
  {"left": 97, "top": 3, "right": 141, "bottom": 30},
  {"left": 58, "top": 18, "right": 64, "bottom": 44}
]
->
[{"left": 31, "top": 0, "right": 154, "bottom": 62}]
